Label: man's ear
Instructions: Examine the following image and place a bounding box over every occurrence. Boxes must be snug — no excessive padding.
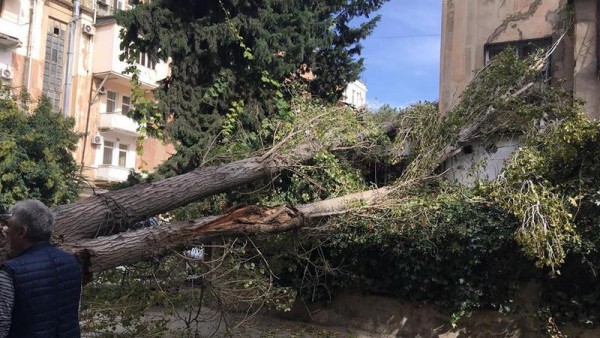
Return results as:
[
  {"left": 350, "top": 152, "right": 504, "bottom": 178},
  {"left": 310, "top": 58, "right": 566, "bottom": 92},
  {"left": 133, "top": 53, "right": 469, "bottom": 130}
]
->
[{"left": 15, "top": 226, "right": 27, "bottom": 239}]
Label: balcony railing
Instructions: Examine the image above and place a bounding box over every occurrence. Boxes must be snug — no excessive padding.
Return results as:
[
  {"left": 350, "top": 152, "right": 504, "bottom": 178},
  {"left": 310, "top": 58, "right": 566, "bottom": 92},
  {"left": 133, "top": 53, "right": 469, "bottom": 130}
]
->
[
  {"left": 96, "top": 1, "right": 133, "bottom": 17},
  {"left": 98, "top": 112, "right": 139, "bottom": 136},
  {"left": 96, "top": 2, "right": 116, "bottom": 17},
  {"left": 53, "top": 0, "right": 96, "bottom": 13},
  {"left": 95, "top": 165, "right": 131, "bottom": 182},
  {"left": 50, "top": 0, "right": 132, "bottom": 17}
]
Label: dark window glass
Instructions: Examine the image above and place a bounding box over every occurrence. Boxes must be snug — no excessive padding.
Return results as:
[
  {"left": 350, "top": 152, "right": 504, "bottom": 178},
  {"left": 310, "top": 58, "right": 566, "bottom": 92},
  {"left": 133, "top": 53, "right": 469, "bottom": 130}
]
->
[{"left": 42, "top": 19, "right": 67, "bottom": 112}]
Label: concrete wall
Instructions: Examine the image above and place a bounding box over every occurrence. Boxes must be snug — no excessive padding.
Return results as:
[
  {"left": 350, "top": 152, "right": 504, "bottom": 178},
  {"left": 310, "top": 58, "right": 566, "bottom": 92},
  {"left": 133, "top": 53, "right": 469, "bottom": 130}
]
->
[
  {"left": 439, "top": 0, "right": 568, "bottom": 114},
  {"left": 275, "top": 288, "right": 600, "bottom": 337},
  {"left": 440, "top": 0, "right": 599, "bottom": 118},
  {"left": 136, "top": 138, "right": 176, "bottom": 172},
  {"left": 445, "top": 135, "right": 521, "bottom": 186},
  {"left": 341, "top": 80, "right": 367, "bottom": 107},
  {"left": 573, "top": 0, "right": 599, "bottom": 119},
  {"left": 438, "top": 0, "right": 600, "bottom": 183}
]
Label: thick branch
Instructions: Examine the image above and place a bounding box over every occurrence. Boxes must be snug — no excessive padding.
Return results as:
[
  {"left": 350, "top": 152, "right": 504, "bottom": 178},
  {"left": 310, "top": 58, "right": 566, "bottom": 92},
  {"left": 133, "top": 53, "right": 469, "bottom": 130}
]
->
[
  {"left": 60, "top": 188, "right": 390, "bottom": 276},
  {"left": 52, "top": 141, "right": 321, "bottom": 243},
  {"left": 62, "top": 205, "right": 304, "bottom": 275}
]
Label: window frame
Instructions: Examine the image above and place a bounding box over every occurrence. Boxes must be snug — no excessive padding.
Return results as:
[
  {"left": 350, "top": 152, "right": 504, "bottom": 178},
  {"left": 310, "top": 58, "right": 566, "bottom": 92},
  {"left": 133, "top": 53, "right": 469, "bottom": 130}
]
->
[
  {"left": 100, "top": 139, "right": 132, "bottom": 168},
  {"left": 137, "top": 52, "right": 157, "bottom": 70},
  {"left": 106, "top": 91, "right": 117, "bottom": 113},
  {"left": 483, "top": 37, "right": 553, "bottom": 81},
  {"left": 122, "top": 95, "right": 131, "bottom": 115},
  {"left": 118, "top": 144, "right": 128, "bottom": 167},
  {"left": 102, "top": 140, "right": 115, "bottom": 165},
  {"left": 42, "top": 19, "right": 67, "bottom": 112}
]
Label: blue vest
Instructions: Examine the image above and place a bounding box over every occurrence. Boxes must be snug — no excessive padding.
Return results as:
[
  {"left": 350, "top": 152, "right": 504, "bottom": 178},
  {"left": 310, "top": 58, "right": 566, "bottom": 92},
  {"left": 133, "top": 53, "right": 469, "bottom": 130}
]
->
[{"left": 2, "top": 243, "right": 81, "bottom": 338}]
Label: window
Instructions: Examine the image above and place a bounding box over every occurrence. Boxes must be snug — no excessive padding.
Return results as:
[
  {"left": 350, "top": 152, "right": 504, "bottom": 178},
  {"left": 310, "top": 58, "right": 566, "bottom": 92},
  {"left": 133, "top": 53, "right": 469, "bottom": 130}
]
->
[
  {"left": 118, "top": 144, "right": 128, "bottom": 167},
  {"left": 114, "top": 0, "right": 133, "bottom": 11},
  {"left": 484, "top": 38, "right": 552, "bottom": 80},
  {"left": 122, "top": 96, "right": 131, "bottom": 115},
  {"left": 101, "top": 140, "right": 131, "bottom": 167},
  {"left": 106, "top": 91, "right": 117, "bottom": 113},
  {"left": 137, "top": 52, "right": 156, "bottom": 70},
  {"left": 102, "top": 141, "right": 114, "bottom": 165},
  {"left": 42, "top": 19, "right": 67, "bottom": 112}
]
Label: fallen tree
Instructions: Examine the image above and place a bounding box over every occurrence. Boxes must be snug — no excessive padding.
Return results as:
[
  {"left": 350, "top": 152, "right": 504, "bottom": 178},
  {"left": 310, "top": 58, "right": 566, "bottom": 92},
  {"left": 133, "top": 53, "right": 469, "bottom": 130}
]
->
[
  {"left": 63, "top": 187, "right": 392, "bottom": 280},
  {"left": 1, "top": 46, "right": 569, "bottom": 279},
  {"left": 52, "top": 141, "right": 321, "bottom": 243}
]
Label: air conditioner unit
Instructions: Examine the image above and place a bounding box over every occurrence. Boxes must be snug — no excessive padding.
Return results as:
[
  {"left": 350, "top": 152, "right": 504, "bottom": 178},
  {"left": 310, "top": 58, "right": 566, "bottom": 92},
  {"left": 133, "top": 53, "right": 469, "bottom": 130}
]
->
[
  {"left": 91, "top": 134, "right": 103, "bottom": 145},
  {"left": 1, "top": 69, "right": 12, "bottom": 79},
  {"left": 82, "top": 24, "right": 94, "bottom": 36}
]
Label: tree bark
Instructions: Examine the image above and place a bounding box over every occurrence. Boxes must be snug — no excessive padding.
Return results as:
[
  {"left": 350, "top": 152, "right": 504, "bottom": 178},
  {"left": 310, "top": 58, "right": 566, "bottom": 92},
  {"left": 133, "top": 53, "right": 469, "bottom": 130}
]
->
[
  {"left": 59, "top": 188, "right": 391, "bottom": 279},
  {"left": 62, "top": 205, "right": 303, "bottom": 277},
  {"left": 52, "top": 141, "right": 321, "bottom": 243}
]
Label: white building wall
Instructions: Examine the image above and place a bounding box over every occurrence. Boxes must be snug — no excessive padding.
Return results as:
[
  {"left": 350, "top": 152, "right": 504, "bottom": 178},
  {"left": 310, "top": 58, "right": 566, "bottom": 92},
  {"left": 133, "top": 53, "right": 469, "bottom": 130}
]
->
[
  {"left": 342, "top": 80, "right": 367, "bottom": 107},
  {"left": 92, "top": 20, "right": 169, "bottom": 86},
  {"left": 0, "top": 0, "right": 32, "bottom": 81},
  {"left": 444, "top": 136, "right": 521, "bottom": 186}
]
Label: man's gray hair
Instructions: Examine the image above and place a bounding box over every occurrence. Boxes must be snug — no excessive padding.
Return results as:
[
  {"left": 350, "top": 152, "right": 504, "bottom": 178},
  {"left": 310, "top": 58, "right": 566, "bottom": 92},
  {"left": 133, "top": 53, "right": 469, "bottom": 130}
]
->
[{"left": 9, "top": 199, "right": 54, "bottom": 242}]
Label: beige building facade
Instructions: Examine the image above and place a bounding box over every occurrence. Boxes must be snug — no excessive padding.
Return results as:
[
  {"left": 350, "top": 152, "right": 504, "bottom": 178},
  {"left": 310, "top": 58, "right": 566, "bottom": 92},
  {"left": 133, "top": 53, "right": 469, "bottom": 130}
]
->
[
  {"left": 440, "top": 0, "right": 599, "bottom": 119},
  {"left": 440, "top": 0, "right": 599, "bottom": 184},
  {"left": 1, "top": 0, "right": 173, "bottom": 186}
]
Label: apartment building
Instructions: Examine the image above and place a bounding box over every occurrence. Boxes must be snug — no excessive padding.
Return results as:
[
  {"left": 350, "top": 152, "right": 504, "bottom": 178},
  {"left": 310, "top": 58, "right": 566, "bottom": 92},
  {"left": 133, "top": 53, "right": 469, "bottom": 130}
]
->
[
  {"left": 439, "top": 0, "right": 599, "bottom": 183},
  {"left": 440, "top": 0, "right": 598, "bottom": 117},
  {"left": 341, "top": 80, "right": 368, "bottom": 108},
  {"left": 1, "top": 0, "right": 173, "bottom": 186}
]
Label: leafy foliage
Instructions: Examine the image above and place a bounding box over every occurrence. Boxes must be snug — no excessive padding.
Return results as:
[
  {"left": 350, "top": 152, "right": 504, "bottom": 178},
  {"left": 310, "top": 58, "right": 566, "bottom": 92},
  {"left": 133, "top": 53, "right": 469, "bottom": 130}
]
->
[
  {"left": 117, "top": 0, "right": 387, "bottom": 175},
  {"left": 324, "top": 186, "right": 528, "bottom": 315},
  {"left": 0, "top": 90, "right": 81, "bottom": 212},
  {"left": 83, "top": 6, "right": 600, "bottom": 333}
]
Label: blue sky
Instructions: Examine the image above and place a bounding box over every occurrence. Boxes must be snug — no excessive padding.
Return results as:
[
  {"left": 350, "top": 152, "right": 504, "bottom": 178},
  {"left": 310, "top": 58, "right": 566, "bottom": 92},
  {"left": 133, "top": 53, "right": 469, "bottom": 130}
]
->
[{"left": 358, "top": 1, "right": 442, "bottom": 108}]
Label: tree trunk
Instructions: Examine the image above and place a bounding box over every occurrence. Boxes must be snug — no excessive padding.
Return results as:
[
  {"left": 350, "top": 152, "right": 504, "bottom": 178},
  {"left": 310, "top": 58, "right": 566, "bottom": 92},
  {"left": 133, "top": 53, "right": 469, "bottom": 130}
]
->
[
  {"left": 52, "top": 141, "right": 320, "bottom": 243},
  {"left": 62, "top": 205, "right": 302, "bottom": 278},
  {"left": 59, "top": 188, "right": 391, "bottom": 279}
]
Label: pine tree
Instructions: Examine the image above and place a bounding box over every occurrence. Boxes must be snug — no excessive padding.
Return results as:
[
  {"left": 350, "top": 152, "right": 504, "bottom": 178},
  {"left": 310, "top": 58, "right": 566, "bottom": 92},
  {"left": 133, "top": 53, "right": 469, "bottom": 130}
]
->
[{"left": 117, "top": 0, "right": 387, "bottom": 175}]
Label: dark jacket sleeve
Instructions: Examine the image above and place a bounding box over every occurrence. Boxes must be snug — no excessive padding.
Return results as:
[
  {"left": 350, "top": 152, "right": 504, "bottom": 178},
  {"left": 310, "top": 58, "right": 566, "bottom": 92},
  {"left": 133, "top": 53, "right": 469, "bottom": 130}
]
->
[{"left": 0, "top": 269, "right": 14, "bottom": 338}]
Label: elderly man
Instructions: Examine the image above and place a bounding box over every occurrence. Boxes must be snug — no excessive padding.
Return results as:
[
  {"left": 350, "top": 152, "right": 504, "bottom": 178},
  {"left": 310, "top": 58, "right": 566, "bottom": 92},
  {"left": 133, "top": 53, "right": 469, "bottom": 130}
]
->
[{"left": 0, "top": 200, "right": 81, "bottom": 338}]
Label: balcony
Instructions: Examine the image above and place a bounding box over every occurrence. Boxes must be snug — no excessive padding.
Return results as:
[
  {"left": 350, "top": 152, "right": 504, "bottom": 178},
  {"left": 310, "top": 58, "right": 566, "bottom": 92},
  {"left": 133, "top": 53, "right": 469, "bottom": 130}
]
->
[
  {"left": 0, "top": 2, "right": 28, "bottom": 50},
  {"left": 96, "top": 1, "right": 132, "bottom": 17},
  {"left": 98, "top": 112, "right": 139, "bottom": 136},
  {"left": 92, "top": 19, "right": 168, "bottom": 89},
  {"left": 95, "top": 165, "right": 131, "bottom": 182}
]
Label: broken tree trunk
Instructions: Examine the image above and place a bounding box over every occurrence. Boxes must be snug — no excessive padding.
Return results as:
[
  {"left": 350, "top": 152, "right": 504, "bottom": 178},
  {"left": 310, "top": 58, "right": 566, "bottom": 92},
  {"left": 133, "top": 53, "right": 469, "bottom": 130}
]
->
[
  {"left": 51, "top": 77, "right": 536, "bottom": 245},
  {"left": 60, "top": 188, "right": 392, "bottom": 278},
  {"left": 52, "top": 141, "right": 321, "bottom": 243}
]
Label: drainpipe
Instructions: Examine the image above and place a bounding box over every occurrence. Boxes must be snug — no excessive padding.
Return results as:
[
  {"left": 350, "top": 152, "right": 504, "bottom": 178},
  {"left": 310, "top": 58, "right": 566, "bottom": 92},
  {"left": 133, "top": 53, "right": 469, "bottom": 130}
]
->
[
  {"left": 80, "top": 74, "right": 109, "bottom": 176},
  {"left": 23, "top": 0, "right": 36, "bottom": 93},
  {"left": 80, "top": 0, "right": 101, "bottom": 177},
  {"left": 597, "top": 0, "right": 600, "bottom": 76},
  {"left": 62, "top": 0, "right": 80, "bottom": 118}
]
